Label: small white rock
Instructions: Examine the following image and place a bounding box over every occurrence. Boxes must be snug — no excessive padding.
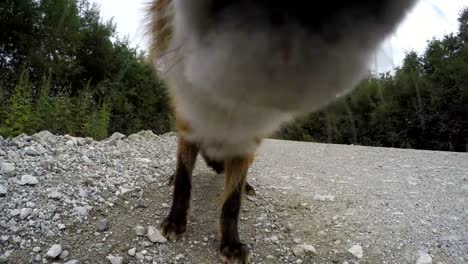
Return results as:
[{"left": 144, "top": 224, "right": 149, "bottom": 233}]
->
[
  {"left": 416, "top": 250, "right": 432, "bottom": 264},
  {"left": 58, "top": 224, "right": 66, "bottom": 230},
  {"left": 293, "top": 238, "right": 302, "bottom": 244},
  {"left": 175, "top": 254, "right": 184, "bottom": 260},
  {"left": 0, "top": 184, "right": 7, "bottom": 196},
  {"left": 135, "top": 225, "right": 146, "bottom": 236},
  {"left": 46, "top": 244, "right": 62, "bottom": 258},
  {"left": 147, "top": 226, "right": 167, "bottom": 243},
  {"left": 1, "top": 163, "right": 15, "bottom": 173},
  {"left": 59, "top": 250, "right": 69, "bottom": 259},
  {"left": 162, "top": 203, "right": 170, "bottom": 208},
  {"left": 64, "top": 260, "right": 81, "bottom": 264},
  {"left": 10, "top": 209, "right": 20, "bottom": 216},
  {"left": 135, "top": 252, "right": 144, "bottom": 260},
  {"left": 269, "top": 235, "right": 279, "bottom": 242},
  {"left": 348, "top": 244, "right": 363, "bottom": 259},
  {"left": 127, "top": 247, "right": 136, "bottom": 256},
  {"left": 17, "top": 175, "right": 38, "bottom": 186},
  {"left": 106, "top": 254, "right": 123, "bottom": 264},
  {"left": 33, "top": 247, "right": 41, "bottom": 253},
  {"left": 20, "top": 208, "right": 33, "bottom": 219},
  {"left": 97, "top": 218, "right": 109, "bottom": 232},
  {"left": 292, "top": 243, "right": 317, "bottom": 256},
  {"left": 48, "top": 191, "right": 62, "bottom": 200}
]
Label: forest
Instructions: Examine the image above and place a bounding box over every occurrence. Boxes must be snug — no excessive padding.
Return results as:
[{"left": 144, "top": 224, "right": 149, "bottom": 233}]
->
[{"left": 1, "top": 0, "right": 467, "bottom": 152}]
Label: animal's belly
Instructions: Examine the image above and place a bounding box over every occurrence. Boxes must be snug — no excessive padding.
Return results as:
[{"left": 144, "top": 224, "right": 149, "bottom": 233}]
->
[{"left": 174, "top": 90, "right": 294, "bottom": 158}]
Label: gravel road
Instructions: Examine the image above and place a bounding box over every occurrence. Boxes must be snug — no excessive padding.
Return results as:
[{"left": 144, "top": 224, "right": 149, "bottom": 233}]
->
[{"left": 0, "top": 131, "right": 467, "bottom": 264}]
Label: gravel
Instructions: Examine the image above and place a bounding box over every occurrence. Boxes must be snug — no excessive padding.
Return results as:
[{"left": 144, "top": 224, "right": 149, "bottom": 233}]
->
[{"left": 0, "top": 131, "right": 467, "bottom": 263}]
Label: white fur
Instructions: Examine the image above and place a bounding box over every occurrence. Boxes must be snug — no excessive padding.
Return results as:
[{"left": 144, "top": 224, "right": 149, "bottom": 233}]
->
[{"left": 158, "top": 0, "right": 417, "bottom": 159}]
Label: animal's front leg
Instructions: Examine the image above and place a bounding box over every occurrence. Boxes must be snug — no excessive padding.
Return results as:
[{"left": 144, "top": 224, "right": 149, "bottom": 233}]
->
[
  {"left": 219, "top": 154, "right": 253, "bottom": 264},
  {"left": 161, "top": 136, "right": 199, "bottom": 241}
]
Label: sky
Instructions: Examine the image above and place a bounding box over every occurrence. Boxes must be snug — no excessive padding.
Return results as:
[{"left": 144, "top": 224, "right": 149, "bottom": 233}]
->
[{"left": 90, "top": 0, "right": 468, "bottom": 72}]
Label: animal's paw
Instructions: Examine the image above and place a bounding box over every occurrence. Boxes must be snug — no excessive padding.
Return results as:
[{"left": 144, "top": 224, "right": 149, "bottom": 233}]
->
[
  {"left": 160, "top": 216, "right": 186, "bottom": 241},
  {"left": 245, "top": 183, "right": 256, "bottom": 196},
  {"left": 220, "top": 243, "right": 251, "bottom": 264}
]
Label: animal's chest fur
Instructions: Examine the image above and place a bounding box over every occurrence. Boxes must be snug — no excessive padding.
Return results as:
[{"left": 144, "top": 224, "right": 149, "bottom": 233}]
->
[
  {"left": 148, "top": 0, "right": 294, "bottom": 158},
  {"left": 171, "top": 78, "right": 294, "bottom": 158}
]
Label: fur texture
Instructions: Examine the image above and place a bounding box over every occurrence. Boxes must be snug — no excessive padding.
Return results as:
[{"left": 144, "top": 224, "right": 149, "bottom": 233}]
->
[{"left": 147, "top": 0, "right": 417, "bottom": 159}]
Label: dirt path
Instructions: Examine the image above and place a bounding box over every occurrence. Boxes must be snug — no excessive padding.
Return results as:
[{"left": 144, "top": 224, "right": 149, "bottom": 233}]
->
[{"left": 2, "top": 134, "right": 467, "bottom": 264}]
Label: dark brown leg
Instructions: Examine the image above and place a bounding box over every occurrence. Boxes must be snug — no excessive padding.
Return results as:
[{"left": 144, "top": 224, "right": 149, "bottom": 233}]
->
[
  {"left": 161, "top": 136, "right": 199, "bottom": 241},
  {"left": 219, "top": 154, "right": 253, "bottom": 264},
  {"left": 201, "top": 151, "right": 257, "bottom": 196}
]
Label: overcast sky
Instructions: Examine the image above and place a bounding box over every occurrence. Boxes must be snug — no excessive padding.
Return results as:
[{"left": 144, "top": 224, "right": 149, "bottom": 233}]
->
[{"left": 90, "top": 0, "right": 468, "bottom": 72}]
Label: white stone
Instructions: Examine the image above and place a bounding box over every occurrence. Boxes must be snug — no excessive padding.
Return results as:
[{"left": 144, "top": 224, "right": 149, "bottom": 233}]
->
[
  {"left": 147, "top": 226, "right": 167, "bottom": 243},
  {"left": 1, "top": 163, "right": 16, "bottom": 173},
  {"left": 48, "top": 191, "right": 62, "bottom": 200},
  {"left": 10, "top": 209, "right": 20, "bottom": 216},
  {"left": 127, "top": 247, "right": 136, "bottom": 256},
  {"left": 20, "top": 208, "right": 33, "bottom": 219},
  {"left": 292, "top": 243, "right": 317, "bottom": 256},
  {"left": 416, "top": 251, "right": 432, "bottom": 264},
  {"left": 135, "top": 225, "right": 146, "bottom": 236},
  {"left": 17, "top": 175, "right": 38, "bottom": 186},
  {"left": 0, "top": 184, "right": 7, "bottom": 196},
  {"left": 64, "top": 260, "right": 81, "bottom": 264},
  {"left": 348, "top": 245, "right": 363, "bottom": 259},
  {"left": 106, "top": 254, "right": 123, "bottom": 264},
  {"left": 46, "top": 244, "right": 62, "bottom": 258}
]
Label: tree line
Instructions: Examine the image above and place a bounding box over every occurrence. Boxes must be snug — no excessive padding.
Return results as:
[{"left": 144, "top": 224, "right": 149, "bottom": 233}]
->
[
  {"left": 275, "top": 8, "right": 468, "bottom": 152},
  {"left": 1, "top": 0, "right": 467, "bottom": 152},
  {"left": 0, "top": 0, "right": 172, "bottom": 140}
]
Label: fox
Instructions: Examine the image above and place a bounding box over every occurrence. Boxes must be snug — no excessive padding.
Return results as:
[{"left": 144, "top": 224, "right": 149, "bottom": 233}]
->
[{"left": 145, "top": 1, "right": 417, "bottom": 263}]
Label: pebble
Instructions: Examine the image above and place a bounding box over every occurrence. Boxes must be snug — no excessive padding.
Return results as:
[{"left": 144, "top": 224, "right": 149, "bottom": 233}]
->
[
  {"left": 416, "top": 250, "right": 432, "bottom": 264},
  {"left": 293, "top": 238, "right": 302, "bottom": 244},
  {"left": 162, "top": 203, "right": 170, "bottom": 208},
  {"left": 48, "top": 191, "right": 62, "bottom": 200},
  {"left": 269, "top": 235, "right": 279, "bottom": 242},
  {"left": 33, "top": 247, "right": 41, "bottom": 253},
  {"left": 82, "top": 156, "right": 91, "bottom": 163},
  {"left": 97, "top": 218, "right": 109, "bottom": 232},
  {"left": 58, "top": 224, "right": 66, "bottom": 230},
  {"left": 147, "top": 226, "right": 167, "bottom": 243},
  {"left": 348, "top": 245, "right": 363, "bottom": 259},
  {"left": 175, "top": 254, "right": 184, "bottom": 261},
  {"left": 105, "top": 132, "right": 126, "bottom": 142},
  {"left": 136, "top": 252, "right": 144, "bottom": 260},
  {"left": 46, "top": 244, "right": 63, "bottom": 258},
  {"left": 10, "top": 209, "right": 20, "bottom": 216},
  {"left": 127, "top": 247, "right": 136, "bottom": 256},
  {"left": 0, "top": 184, "right": 8, "bottom": 196},
  {"left": 1, "top": 163, "right": 16, "bottom": 173},
  {"left": 314, "top": 194, "right": 335, "bottom": 201},
  {"left": 106, "top": 254, "right": 123, "bottom": 264},
  {"left": 292, "top": 243, "right": 317, "bottom": 256},
  {"left": 59, "top": 250, "right": 69, "bottom": 259},
  {"left": 25, "top": 147, "right": 40, "bottom": 156},
  {"left": 17, "top": 175, "right": 38, "bottom": 186},
  {"left": 135, "top": 225, "right": 146, "bottom": 236},
  {"left": 64, "top": 260, "right": 81, "bottom": 264},
  {"left": 20, "top": 208, "right": 33, "bottom": 219}
]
